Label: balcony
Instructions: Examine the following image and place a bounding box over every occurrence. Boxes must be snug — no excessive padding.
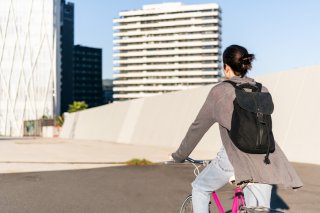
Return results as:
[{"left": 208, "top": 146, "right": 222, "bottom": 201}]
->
[
  {"left": 113, "top": 33, "right": 219, "bottom": 44},
  {"left": 113, "top": 48, "right": 219, "bottom": 57},
  {"left": 113, "top": 41, "right": 219, "bottom": 51},
  {"left": 113, "top": 70, "right": 219, "bottom": 78},
  {"left": 113, "top": 11, "right": 219, "bottom": 23},
  {"left": 113, "top": 85, "right": 200, "bottom": 92},
  {"left": 113, "top": 19, "right": 219, "bottom": 30},
  {"left": 113, "top": 77, "right": 219, "bottom": 85},
  {"left": 113, "top": 63, "right": 219, "bottom": 71},
  {"left": 114, "top": 56, "right": 219, "bottom": 64},
  {"left": 113, "top": 26, "right": 219, "bottom": 37},
  {"left": 119, "top": 3, "right": 219, "bottom": 17}
]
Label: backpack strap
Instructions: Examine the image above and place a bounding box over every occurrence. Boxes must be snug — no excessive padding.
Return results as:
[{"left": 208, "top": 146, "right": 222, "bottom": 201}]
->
[
  {"left": 223, "top": 80, "right": 238, "bottom": 88},
  {"left": 255, "top": 82, "right": 262, "bottom": 92},
  {"left": 224, "top": 80, "right": 262, "bottom": 92}
]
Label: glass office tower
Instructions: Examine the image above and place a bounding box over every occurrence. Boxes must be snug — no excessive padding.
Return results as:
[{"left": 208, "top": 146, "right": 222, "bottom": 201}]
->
[{"left": 0, "top": 0, "right": 60, "bottom": 136}]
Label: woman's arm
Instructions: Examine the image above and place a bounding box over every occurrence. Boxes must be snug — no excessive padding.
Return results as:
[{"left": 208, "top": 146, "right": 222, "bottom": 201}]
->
[{"left": 171, "top": 87, "right": 218, "bottom": 162}]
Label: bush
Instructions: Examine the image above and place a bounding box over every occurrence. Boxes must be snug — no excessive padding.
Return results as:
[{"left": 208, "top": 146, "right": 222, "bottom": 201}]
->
[
  {"left": 125, "top": 158, "right": 153, "bottom": 166},
  {"left": 68, "top": 101, "right": 88, "bottom": 113}
]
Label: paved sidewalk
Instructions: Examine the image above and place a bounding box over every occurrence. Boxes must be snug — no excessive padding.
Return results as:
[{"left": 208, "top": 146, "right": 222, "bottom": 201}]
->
[{"left": 0, "top": 137, "right": 213, "bottom": 173}]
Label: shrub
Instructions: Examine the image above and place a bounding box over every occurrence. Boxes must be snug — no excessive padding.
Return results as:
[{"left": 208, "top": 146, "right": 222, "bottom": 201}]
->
[{"left": 125, "top": 158, "right": 153, "bottom": 166}]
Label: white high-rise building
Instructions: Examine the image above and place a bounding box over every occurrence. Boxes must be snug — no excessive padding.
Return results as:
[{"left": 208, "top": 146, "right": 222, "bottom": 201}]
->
[
  {"left": 113, "top": 2, "right": 222, "bottom": 101},
  {"left": 0, "top": 0, "right": 60, "bottom": 136}
]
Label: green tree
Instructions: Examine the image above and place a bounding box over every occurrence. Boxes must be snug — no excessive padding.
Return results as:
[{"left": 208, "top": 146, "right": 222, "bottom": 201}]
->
[{"left": 68, "top": 101, "right": 88, "bottom": 113}]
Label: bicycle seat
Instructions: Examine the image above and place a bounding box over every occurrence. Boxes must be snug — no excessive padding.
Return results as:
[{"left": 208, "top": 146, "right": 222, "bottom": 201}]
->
[
  {"left": 229, "top": 176, "right": 255, "bottom": 187},
  {"left": 228, "top": 175, "right": 236, "bottom": 185}
]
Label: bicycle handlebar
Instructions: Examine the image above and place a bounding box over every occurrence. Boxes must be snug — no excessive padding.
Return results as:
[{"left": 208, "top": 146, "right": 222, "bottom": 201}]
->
[
  {"left": 186, "top": 157, "right": 210, "bottom": 165},
  {"left": 164, "top": 157, "right": 211, "bottom": 165}
]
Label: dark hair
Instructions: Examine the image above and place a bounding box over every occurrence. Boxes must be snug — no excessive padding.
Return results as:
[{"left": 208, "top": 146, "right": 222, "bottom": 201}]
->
[{"left": 223, "top": 45, "right": 255, "bottom": 77}]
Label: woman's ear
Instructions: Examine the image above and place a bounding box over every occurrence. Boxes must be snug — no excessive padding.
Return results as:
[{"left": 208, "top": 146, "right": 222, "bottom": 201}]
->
[
  {"left": 224, "top": 64, "right": 234, "bottom": 79},
  {"left": 224, "top": 64, "right": 231, "bottom": 73},
  {"left": 224, "top": 64, "right": 230, "bottom": 75}
]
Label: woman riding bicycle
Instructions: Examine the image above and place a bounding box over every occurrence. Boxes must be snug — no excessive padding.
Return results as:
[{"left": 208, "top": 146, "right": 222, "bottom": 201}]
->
[{"left": 171, "top": 45, "right": 303, "bottom": 213}]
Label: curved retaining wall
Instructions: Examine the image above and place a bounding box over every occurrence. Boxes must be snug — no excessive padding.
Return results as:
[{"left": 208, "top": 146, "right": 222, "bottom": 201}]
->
[{"left": 60, "top": 66, "right": 320, "bottom": 165}]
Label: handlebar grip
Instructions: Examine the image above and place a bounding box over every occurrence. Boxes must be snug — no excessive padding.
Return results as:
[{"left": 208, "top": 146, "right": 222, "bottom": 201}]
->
[{"left": 186, "top": 157, "right": 208, "bottom": 164}]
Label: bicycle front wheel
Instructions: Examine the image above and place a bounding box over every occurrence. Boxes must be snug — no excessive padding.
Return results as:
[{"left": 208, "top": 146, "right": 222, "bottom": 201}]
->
[{"left": 180, "top": 195, "right": 193, "bottom": 213}]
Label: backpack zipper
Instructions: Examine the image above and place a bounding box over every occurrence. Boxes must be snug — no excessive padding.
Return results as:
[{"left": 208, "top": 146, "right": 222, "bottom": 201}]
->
[{"left": 257, "top": 112, "right": 264, "bottom": 148}]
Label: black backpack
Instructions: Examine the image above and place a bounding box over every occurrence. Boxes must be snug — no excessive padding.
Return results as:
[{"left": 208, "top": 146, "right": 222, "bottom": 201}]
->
[{"left": 224, "top": 80, "right": 275, "bottom": 164}]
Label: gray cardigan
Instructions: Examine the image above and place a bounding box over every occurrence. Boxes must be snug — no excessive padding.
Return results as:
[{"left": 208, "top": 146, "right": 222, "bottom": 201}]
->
[{"left": 172, "top": 76, "right": 303, "bottom": 189}]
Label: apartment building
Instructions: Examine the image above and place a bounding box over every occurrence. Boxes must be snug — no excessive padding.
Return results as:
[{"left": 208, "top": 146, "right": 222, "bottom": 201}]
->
[{"left": 113, "top": 2, "right": 222, "bottom": 101}]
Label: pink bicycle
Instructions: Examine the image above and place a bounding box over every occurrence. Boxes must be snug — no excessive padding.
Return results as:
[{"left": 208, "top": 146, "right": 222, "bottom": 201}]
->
[{"left": 179, "top": 157, "right": 283, "bottom": 213}]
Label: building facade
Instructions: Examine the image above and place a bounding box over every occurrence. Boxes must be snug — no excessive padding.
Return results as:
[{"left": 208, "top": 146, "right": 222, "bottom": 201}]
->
[
  {"left": 0, "top": 0, "right": 60, "bottom": 136},
  {"left": 73, "top": 45, "right": 103, "bottom": 108},
  {"left": 60, "top": 0, "right": 74, "bottom": 114},
  {"left": 102, "top": 79, "right": 114, "bottom": 104},
  {"left": 113, "top": 2, "right": 222, "bottom": 101}
]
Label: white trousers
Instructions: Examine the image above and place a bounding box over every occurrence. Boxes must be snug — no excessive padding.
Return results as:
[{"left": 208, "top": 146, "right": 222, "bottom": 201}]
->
[{"left": 191, "top": 147, "right": 272, "bottom": 213}]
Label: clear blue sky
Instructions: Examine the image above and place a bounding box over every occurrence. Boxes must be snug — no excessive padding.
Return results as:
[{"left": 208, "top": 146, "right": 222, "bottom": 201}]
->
[{"left": 72, "top": 0, "right": 320, "bottom": 79}]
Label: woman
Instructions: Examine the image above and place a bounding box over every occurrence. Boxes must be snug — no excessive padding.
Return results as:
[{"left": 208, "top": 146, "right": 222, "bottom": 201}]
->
[{"left": 171, "top": 45, "right": 302, "bottom": 212}]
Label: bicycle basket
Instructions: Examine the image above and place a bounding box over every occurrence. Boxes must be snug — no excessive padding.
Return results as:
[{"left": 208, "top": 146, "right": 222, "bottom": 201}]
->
[{"left": 239, "top": 206, "right": 284, "bottom": 213}]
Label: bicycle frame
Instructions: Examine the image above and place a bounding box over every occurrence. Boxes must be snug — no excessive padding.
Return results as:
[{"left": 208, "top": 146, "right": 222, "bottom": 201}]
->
[
  {"left": 211, "top": 186, "right": 246, "bottom": 213},
  {"left": 181, "top": 157, "right": 247, "bottom": 213}
]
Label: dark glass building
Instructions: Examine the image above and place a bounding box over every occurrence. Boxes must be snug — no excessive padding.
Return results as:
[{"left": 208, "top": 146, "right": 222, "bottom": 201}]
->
[
  {"left": 60, "top": 0, "right": 74, "bottom": 113},
  {"left": 73, "top": 45, "right": 103, "bottom": 108},
  {"left": 102, "top": 79, "right": 113, "bottom": 104}
]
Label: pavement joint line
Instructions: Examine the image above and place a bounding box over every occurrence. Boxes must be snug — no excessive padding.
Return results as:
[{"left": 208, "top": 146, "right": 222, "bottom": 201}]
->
[
  {"left": 0, "top": 161, "right": 127, "bottom": 165},
  {"left": 0, "top": 161, "right": 207, "bottom": 165}
]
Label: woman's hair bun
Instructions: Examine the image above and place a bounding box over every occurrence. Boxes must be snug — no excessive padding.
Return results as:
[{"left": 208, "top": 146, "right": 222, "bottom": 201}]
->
[{"left": 239, "top": 54, "right": 255, "bottom": 65}]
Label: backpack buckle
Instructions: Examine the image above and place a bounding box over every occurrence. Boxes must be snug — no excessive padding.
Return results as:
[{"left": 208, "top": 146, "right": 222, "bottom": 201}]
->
[{"left": 257, "top": 112, "right": 265, "bottom": 123}]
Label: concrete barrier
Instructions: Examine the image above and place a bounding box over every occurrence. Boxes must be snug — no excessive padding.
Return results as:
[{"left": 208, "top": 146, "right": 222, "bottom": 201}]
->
[{"left": 60, "top": 65, "right": 320, "bottom": 165}]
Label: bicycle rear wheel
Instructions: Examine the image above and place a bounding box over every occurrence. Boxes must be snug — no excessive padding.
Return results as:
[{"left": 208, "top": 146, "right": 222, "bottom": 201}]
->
[
  {"left": 180, "top": 195, "right": 212, "bottom": 213},
  {"left": 180, "top": 195, "right": 193, "bottom": 213}
]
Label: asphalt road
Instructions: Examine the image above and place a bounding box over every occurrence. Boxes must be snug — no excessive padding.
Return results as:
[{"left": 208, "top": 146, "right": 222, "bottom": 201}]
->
[{"left": 0, "top": 163, "right": 319, "bottom": 213}]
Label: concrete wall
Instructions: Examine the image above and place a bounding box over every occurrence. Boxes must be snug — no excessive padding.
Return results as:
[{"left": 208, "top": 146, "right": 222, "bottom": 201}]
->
[
  {"left": 60, "top": 66, "right": 320, "bottom": 165},
  {"left": 255, "top": 66, "right": 320, "bottom": 164}
]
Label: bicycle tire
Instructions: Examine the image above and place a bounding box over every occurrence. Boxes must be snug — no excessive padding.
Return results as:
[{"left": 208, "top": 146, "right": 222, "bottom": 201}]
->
[
  {"left": 180, "top": 195, "right": 193, "bottom": 213},
  {"left": 180, "top": 195, "right": 212, "bottom": 213}
]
